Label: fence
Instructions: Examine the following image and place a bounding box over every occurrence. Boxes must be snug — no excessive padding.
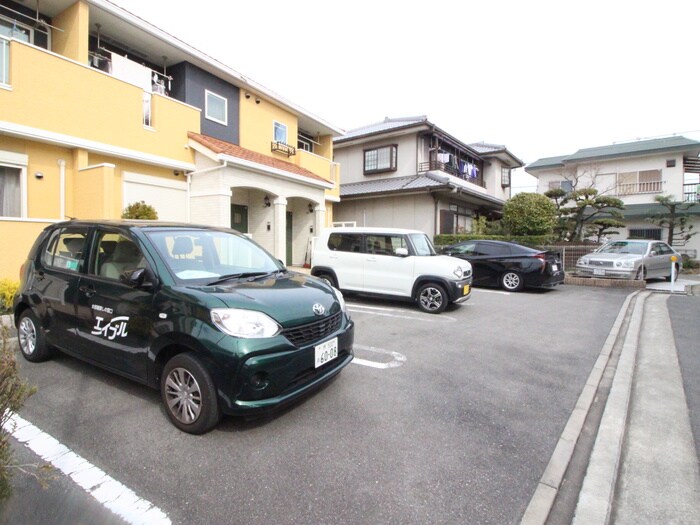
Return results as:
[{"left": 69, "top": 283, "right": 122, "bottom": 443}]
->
[{"left": 543, "top": 245, "right": 599, "bottom": 271}]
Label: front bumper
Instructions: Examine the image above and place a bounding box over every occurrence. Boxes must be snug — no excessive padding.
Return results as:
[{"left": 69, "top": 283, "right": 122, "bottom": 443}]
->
[
  {"left": 575, "top": 266, "right": 636, "bottom": 279},
  {"left": 448, "top": 277, "right": 473, "bottom": 303},
  {"left": 216, "top": 318, "right": 355, "bottom": 416}
]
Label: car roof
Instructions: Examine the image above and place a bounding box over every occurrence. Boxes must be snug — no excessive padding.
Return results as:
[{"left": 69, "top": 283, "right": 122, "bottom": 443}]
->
[
  {"left": 320, "top": 227, "right": 426, "bottom": 235},
  {"left": 50, "top": 220, "right": 233, "bottom": 232}
]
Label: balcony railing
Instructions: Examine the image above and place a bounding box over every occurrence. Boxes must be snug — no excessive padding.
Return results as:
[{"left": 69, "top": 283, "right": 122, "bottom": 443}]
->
[
  {"left": 616, "top": 180, "right": 663, "bottom": 195},
  {"left": 1, "top": 36, "right": 9, "bottom": 85},
  {"left": 684, "top": 183, "right": 699, "bottom": 203},
  {"left": 418, "top": 161, "right": 485, "bottom": 188},
  {"left": 271, "top": 141, "right": 296, "bottom": 157}
]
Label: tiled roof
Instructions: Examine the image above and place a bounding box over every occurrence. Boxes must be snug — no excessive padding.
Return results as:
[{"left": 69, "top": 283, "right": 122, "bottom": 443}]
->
[
  {"left": 336, "top": 116, "right": 429, "bottom": 142},
  {"left": 468, "top": 142, "right": 506, "bottom": 154},
  {"left": 527, "top": 136, "right": 700, "bottom": 171},
  {"left": 188, "top": 132, "right": 328, "bottom": 183},
  {"left": 340, "top": 175, "right": 443, "bottom": 197}
]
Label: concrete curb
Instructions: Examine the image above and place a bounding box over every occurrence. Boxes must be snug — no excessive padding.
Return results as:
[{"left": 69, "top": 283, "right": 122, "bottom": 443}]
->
[
  {"left": 520, "top": 290, "right": 642, "bottom": 525},
  {"left": 571, "top": 291, "right": 650, "bottom": 524},
  {"left": 564, "top": 276, "right": 646, "bottom": 289}
]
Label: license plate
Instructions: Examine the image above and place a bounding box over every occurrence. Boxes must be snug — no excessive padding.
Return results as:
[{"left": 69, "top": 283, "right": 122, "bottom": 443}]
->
[
  {"left": 463, "top": 284, "right": 470, "bottom": 295},
  {"left": 314, "top": 337, "right": 338, "bottom": 368},
  {"left": 551, "top": 264, "right": 558, "bottom": 272},
  {"left": 593, "top": 268, "right": 605, "bottom": 276}
]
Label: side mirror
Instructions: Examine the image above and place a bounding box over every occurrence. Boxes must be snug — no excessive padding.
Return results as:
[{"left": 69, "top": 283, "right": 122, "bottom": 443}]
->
[
  {"left": 650, "top": 250, "right": 657, "bottom": 257},
  {"left": 121, "top": 268, "right": 157, "bottom": 289},
  {"left": 395, "top": 247, "right": 409, "bottom": 257}
]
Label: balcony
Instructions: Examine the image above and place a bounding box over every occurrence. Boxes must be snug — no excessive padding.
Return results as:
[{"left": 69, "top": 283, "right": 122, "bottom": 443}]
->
[
  {"left": 616, "top": 180, "right": 663, "bottom": 195},
  {"left": 418, "top": 161, "right": 485, "bottom": 188},
  {"left": 0, "top": 39, "right": 199, "bottom": 164},
  {"left": 271, "top": 141, "right": 296, "bottom": 157},
  {"left": 684, "top": 183, "right": 699, "bottom": 203}
]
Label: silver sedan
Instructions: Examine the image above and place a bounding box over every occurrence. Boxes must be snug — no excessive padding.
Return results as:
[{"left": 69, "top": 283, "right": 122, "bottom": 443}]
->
[{"left": 576, "top": 240, "right": 681, "bottom": 280}]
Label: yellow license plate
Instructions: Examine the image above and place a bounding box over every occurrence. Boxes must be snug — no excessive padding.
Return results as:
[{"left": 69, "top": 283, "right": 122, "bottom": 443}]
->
[{"left": 463, "top": 285, "right": 470, "bottom": 295}]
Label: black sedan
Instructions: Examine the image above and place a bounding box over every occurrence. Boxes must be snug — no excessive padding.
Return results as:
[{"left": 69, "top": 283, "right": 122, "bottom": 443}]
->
[{"left": 440, "top": 240, "right": 565, "bottom": 291}]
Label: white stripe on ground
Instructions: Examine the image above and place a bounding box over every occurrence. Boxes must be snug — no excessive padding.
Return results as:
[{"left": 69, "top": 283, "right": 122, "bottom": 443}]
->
[
  {"left": 351, "top": 344, "right": 407, "bottom": 369},
  {"left": 3, "top": 412, "right": 170, "bottom": 525}
]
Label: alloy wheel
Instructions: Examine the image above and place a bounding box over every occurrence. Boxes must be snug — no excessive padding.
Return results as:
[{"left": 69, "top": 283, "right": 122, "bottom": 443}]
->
[
  {"left": 164, "top": 367, "right": 203, "bottom": 424},
  {"left": 18, "top": 317, "right": 37, "bottom": 356}
]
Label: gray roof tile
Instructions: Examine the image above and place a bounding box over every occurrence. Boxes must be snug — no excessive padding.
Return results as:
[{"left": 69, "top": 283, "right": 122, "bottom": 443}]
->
[{"left": 337, "top": 116, "right": 429, "bottom": 141}]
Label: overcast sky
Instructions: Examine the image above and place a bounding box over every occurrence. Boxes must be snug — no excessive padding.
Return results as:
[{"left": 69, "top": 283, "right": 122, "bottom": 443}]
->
[{"left": 112, "top": 0, "right": 700, "bottom": 191}]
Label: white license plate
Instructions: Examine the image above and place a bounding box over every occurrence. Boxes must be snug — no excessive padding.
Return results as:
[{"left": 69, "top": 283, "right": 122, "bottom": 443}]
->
[
  {"left": 551, "top": 264, "right": 558, "bottom": 272},
  {"left": 593, "top": 268, "right": 605, "bottom": 276},
  {"left": 314, "top": 337, "right": 338, "bottom": 368}
]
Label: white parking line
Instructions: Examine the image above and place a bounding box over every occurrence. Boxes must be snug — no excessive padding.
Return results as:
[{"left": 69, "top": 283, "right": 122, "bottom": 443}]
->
[
  {"left": 348, "top": 303, "right": 457, "bottom": 322},
  {"left": 472, "top": 288, "right": 511, "bottom": 296},
  {"left": 2, "top": 412, "right": 170, "bottom": 525},
  {"left": 352, "top": 344, "right": 407, "bottom": 368}
]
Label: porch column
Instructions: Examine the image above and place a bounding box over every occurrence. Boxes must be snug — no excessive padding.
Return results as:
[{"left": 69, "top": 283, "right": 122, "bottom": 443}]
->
[
  {"left": 273, "top": 197, "right": 287, "bottom": 264},
  {"left": 313, "top": 205, "right": 326, "bottom": 236}
]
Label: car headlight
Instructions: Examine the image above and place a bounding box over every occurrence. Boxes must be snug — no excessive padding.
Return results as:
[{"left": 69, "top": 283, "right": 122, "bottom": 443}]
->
[
  {"left": 211, "top": 308, "right": 281, "bottom": 338},
  {"left": 614, "top": 260, "right": 634, "bottom": 269},
  {"left": 578, "top": 257, "right": 589, "bottom": 266},
  {"left": 334, "top": 288, "right": 347, "bottom": 313}
]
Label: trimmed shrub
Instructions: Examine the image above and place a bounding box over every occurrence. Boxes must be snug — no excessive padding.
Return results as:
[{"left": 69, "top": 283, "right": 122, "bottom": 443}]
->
[
  {"left": 122, "top": 201, "right": 158, "bottom": 220},
  {"left": 502, "top": 193, "right": 557, "bottom": 236},
  {"left": 0, "top": 280, "right": 18, "bottom": 315}
]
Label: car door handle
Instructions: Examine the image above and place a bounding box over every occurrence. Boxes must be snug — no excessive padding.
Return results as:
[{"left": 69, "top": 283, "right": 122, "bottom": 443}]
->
[{"left": 79, "top": 285, "right": 96, "bottom": 298}]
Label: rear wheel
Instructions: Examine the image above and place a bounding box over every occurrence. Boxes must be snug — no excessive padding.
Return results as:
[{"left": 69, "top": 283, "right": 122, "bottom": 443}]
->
[
  {"left": 417, "top": 283, "right": 448, "bottom": 314},
  {"left": 161, "top": 353, "right": 221, "bottom": 434},
  {"left": 17, "top": 310, "right": 53, "bottom": 362},
  {"left": 316, "top": 272, "right": 337, "bottom": 288},
  {"left": 500, "top": 271, "right": 524, "bottom": 292}
]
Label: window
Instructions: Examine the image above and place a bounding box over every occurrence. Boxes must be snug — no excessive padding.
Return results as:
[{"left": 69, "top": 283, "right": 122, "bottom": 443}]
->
[
  {"left": 205, "top": 90, "right": 227, "bottom": 125},
  {"left": 501, "top": 168, "right": 511, "bottom": 187},
  {"left": 273, "top": 121, "right": 288, "bottom": 144},
  {"left": 0, "top": 165, "right": 20, "bottom": 217},
  {"left": 327, "top": 233, "right": 362, "bottom": 253},
  {"left": 41, "top": 229, "right": 88, "bottom": 272},
  {"left": 628, "top": 228, "right": 662, "bottom": 240},
  {"left": 366, "top": 235, "right": 406, "bottom": 256},
  {"left": 618, "top": 170, "right": 662, "bottom": 195},
  {"left": 94, "top": 232, "right": 148, "bottom": 280},
  {"left": 363, "top": 145, "right": 397, "bottom": 174},
  {"left": 548, "top": 180, "right": 573, "bottom": 193},
  {"left": 142, "top": 92, "right": 152, "bottom": 127},
  {"left": 298, "top": 131, "right": 314, "bottom": 152}
]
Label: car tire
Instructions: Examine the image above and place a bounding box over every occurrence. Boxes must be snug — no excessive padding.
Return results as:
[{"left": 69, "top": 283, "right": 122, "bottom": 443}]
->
[
  {"left": 161, "top": 353, "right": 221, "bottom": 435},
  {"left": 316, "top": 272, "right": 337, "bottom": 289},
  {"left": 417, "top": 283, "right": 448, "bottom": 314},
  {"left": 17, "top": 310, "right": 53, "bottom": 362},
  {"left": 635, "top": 266, "right": 647, "bottom": 281},
  {"left": 665, "top": 263, "right": 680, "bottom": 282},
  {"left": 500, "top": 271, "right": 524, "bottom": 292}
]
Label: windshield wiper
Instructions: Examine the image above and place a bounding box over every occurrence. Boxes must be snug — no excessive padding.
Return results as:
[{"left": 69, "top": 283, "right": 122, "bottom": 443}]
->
[{"left": 207, "top": 272, "right": 269, "bottom": 286}]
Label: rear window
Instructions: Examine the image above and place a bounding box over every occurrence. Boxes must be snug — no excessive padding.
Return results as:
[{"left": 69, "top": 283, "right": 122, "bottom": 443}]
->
[
  {"left": 328, "top": 233, "right": 362, "bottom": 253},
  {"left": 41, "top": 228, "right": 88, "bottom": 272}
]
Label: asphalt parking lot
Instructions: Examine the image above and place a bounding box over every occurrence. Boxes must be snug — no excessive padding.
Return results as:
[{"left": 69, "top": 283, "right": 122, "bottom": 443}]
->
[{"left": 3, "top": 284, "right": 632, "bottom": 525}]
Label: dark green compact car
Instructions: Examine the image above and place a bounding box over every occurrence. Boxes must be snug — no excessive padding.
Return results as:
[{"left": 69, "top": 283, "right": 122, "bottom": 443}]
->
[{"left": 14, "top": 220, "right": 354, "bottom": 434}]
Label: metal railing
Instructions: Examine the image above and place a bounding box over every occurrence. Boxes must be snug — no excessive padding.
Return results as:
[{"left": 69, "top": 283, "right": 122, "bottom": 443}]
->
[
  {"left": 543, "top": 245, "right": 600, "bottom": 271},
  {"left": 418, "top": 161, "right": 485, "bottom": 188},
  {"left": 683, "top": 183, "right": 699, "bottom": 203}
]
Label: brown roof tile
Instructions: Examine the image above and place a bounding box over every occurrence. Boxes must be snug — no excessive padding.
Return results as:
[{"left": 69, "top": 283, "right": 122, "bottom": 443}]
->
[{"left": 188, "top": 132, "right": 328, "bottom": 184}]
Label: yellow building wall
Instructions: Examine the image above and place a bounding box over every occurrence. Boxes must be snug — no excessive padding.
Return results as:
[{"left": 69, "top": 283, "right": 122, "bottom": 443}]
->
[
  {"left": 1, "top": 42, "right": 199, "bottom": 163},
  {"left": 51, "top": 0, "right": 89, "bottom": 63},
  {"left": 0, "top": 221, "right": 52, "bottom": 279},
  {"left": 239, "top": 93, "right": 298, "bottom": 159}
]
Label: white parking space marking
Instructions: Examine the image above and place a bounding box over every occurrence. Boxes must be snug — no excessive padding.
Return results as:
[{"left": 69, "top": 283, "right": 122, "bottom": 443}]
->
[
  {"left": 352, "top": 344, "right": 407, "bottom": 368},
  {"left": 348, "top": 303, "right": 457, "bottom": 322},
  {"left": 472, "top": 288, "right": 511, "bottom": 296},
  {"left": 3, "top": 412, "right": 170, "bottom": 525}
]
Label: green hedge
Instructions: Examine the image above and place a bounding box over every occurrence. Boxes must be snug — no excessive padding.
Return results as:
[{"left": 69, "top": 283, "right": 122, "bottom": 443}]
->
[{"left": 434, "top": 234, "right": 556, "bottom": 248}]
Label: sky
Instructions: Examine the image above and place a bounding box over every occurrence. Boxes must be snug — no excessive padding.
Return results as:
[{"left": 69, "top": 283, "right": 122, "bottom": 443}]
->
[{"left": 111, "top": 0, "right": 700, "bottom": 192}]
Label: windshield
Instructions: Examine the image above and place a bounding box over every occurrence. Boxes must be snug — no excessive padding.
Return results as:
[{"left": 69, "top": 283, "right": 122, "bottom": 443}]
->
[
  {"left": 597, "top": 241, "right": 647, "bottom": 255},
  {"left": 146, "top": 229, "right": 282, "bottom": 283},
  {"left": 409, "top": 233, "right": 437, "bottom": 256}
]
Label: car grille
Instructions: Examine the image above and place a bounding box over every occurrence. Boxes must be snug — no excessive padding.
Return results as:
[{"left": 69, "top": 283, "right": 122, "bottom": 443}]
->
[
  {"left": 282, "top": 311, "right": 342, "bottom": 348},
  {"left": 590, "top": 260, "right": 614, "bottom": 267}
]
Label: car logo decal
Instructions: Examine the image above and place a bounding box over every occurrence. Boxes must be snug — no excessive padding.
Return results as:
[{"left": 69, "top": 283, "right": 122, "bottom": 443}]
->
[
  {"left": 312, "top": 303, "right": 325, "bottom": 316},
  {"left": 92, "top": 315, "right": 130, "bottom": 340}
]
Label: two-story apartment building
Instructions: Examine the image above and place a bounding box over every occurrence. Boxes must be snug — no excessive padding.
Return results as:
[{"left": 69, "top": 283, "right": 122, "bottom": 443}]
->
[
  {"left": 526, "top": 136, "right": 700, "bottom": 257},
  {"left": 0, "top": 0, "right": 341, "bottom": 278},
  {"left": 332, "top": 116, "right": 523, "bottom": 238}
]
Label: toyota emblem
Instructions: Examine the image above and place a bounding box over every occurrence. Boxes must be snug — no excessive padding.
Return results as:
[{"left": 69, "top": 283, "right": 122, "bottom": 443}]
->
[{"left": 312, "top": 303, "right": 325, "bottom": 316}]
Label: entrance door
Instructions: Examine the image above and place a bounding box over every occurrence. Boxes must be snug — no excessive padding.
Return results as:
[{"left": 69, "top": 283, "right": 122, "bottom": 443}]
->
[
  {"left": 231, "top": 204, "right": 248, "bottom": 233},
  {"left": 286, "top": 212, "right": 293, "bottom": 264}
]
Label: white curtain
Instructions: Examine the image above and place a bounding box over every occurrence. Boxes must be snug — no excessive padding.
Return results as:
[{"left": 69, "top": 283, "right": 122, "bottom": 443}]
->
[{"left": 0, "top": 166, "right": 21, "bottom": 217}]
